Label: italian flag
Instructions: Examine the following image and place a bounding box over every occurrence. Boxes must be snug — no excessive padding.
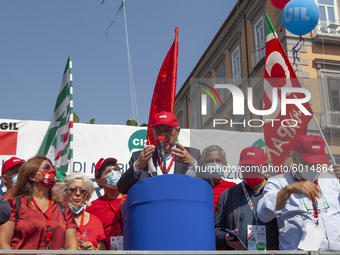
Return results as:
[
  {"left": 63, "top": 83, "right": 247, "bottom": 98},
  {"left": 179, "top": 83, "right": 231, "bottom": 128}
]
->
[
  {"left": 38, "top": 56, "right": 73, "bottom": 180},
  {"left": 263, "top": 15, "right": 313, "bottom": 167}
]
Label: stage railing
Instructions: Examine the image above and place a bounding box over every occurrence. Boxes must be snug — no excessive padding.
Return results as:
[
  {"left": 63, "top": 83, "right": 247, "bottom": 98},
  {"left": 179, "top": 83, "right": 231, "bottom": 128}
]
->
[{"left": 0, "top": 250, "right": 339, "bottom": 255}]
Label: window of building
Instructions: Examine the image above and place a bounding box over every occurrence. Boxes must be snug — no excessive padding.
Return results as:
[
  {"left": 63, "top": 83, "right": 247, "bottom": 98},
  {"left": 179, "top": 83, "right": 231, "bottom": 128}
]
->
[
  {"left": 252, "top": 17, "right": 265, "bottom": 68},
  {"left": 177, "top": 111, "right": 183, "bottom": 128},
  {"left": 201, "top": 78, "right": 214, "bottom": 124},
  {"left": 231, "top": 47, "right": 241, "bottom": 85},
  {"left": 328, "top": 78, "right": 340, "bottom": 111},
  {"left": 317, "top": 0, "right": 339, "bottom": 34},
  {"left": 216, "top": 62, "right": 227, "bottom": 105},
  {"left": 190, "top": 95, "right": 199, "bottom": 129}
]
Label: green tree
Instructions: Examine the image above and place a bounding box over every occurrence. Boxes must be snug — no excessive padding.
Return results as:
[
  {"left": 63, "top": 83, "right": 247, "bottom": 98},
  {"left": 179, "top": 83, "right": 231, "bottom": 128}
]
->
[
  {"left": 73, "top": 112, "right": 95, "bottom": 124},
  {"left": 126, "top": 119, "right": 138, "bottom": 126}
]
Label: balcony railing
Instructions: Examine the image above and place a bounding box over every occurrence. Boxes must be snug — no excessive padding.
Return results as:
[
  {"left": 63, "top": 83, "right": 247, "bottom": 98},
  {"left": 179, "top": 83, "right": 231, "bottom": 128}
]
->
[
  {"left": 251, "top": 40, "right": 265, "bottom": 69},
  {"left": 230, "top": 69, "right": 242, "bottom": 86},
  {"left": 321, "top": 111, "right": 340, "bottom": 129},
  {"left": 312, "top": 20, "right": 340, "bottom": 44}
]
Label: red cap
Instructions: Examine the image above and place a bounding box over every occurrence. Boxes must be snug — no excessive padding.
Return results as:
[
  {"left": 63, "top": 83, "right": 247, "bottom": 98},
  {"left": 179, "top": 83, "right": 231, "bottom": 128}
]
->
[
  {"left": 294, "top": 135, "right": 329, "bottom": 164},
  {"left": 239, "top": 147, "right": 268, "bottom": 166},
  {"left": 152, "top": 111, "right": 178, "bottom": 127},
  {"left": 2, "top": 157, "right": 24, "bottom": 175},
  {"left": 95, "top": 157, "right": 117, "bottom": 178}
]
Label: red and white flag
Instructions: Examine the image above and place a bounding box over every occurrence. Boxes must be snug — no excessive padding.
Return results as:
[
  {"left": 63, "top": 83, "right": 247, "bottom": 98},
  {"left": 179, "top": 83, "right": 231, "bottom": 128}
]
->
[
  {"left": 146, "top": 27, "right": 179, "bottom": 146},
  {"left": 263, "top": 15, "right": 313, "bottom": 167}
]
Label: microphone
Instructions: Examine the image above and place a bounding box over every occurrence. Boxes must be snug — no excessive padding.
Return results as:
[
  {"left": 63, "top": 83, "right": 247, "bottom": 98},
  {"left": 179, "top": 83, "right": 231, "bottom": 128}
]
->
[{"left": 156, "top": 136, "right": 166, "bottom": 174}]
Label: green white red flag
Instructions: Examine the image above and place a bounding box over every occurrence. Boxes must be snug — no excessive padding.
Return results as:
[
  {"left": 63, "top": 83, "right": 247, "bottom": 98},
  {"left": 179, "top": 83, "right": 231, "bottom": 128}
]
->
[
  {"left": 146, "top": 27, "right": 178, "bottom": 146},
  {"left": 263, "top": 14, "right": 313, "bottom": 167},
  {"left": 38, "top": 56, "right": 73, "bottom": 180}
]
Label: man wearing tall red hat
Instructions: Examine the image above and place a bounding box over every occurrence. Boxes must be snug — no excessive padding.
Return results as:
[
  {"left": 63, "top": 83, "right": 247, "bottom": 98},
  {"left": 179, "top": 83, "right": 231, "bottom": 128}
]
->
[
  {"left": 1, "top": 157, "right": 24, "bottom": 194},
  {"left": 86, "top": 157, "right": 126, "bottom": 250},
  {"left": 215, "top": 147, "right": 279, "bottom": 251},
  {"left": 117, "top": 111, "right": 213, "bottom": 194},
  {"left": 257, "top": 135, "right": 340, "bottom": 251}
]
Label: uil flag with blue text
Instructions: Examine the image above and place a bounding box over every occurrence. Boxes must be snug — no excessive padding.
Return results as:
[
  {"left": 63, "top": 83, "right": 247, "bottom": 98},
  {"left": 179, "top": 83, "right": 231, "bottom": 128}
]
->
[
  {"left": 38, "top": 56, "right": 73, "bottom": 180},
  {"left": 263, "top": 15, "right": 313, "bottom": 167}
]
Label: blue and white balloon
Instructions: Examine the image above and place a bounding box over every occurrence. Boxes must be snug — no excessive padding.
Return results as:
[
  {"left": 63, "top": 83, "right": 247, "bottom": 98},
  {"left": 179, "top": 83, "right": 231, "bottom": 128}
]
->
[{"left": 282, "top": 0, "right": 320, "bottom": 35}]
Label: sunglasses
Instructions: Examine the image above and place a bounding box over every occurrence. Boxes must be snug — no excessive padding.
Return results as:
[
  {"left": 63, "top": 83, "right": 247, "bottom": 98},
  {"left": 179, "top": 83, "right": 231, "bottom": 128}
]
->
[
  {"left": 66, "top": 187, "right": 87, "bottom": 194},
  {"left": 43, "top": 164, "right": 53, "bottom": 170}
]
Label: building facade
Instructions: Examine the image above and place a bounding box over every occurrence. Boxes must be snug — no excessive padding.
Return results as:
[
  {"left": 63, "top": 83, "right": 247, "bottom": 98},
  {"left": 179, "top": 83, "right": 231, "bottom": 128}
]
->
[{"left": 174, "top": 0, "right": 340, "bottom": 163}]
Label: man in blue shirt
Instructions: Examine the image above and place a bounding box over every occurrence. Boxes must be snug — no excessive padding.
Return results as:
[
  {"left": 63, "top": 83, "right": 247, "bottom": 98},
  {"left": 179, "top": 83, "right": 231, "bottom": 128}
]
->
[
  {"left": 214, "top": 147, "right": 279, "bottom": 250},
  {"left": 257, "top": 135, "right": 340, "bottom": 251}
]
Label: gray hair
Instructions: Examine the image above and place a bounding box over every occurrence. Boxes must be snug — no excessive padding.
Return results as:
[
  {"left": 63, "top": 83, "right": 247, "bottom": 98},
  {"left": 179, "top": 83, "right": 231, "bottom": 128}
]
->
[
  {"left": 202, "top": 145, "right": 227, "bottom": 163},
  {"left": 56, "top": 172, "right": 95, "bottom": 206}
]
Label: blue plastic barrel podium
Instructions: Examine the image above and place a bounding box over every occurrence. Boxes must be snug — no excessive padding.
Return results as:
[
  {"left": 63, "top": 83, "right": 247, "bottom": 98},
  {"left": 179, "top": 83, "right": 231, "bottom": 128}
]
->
[{"left": 123, "top": 174, "right": 215, "bottom": 250}]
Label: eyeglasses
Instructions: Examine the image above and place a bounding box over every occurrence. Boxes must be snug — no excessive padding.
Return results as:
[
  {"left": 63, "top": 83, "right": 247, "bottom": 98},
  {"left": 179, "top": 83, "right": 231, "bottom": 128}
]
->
[
  {"left": 66, "top": 187, "right": 87, "bottom": 194},
  {"left": 102, "top": 167, "right": 120, "bottom": 177},
  {"left": 301, "top": 194, "right": 330, "bottom": 213},
  {"left": 153, "top": 127, "right": 176, "bottom": 135}
]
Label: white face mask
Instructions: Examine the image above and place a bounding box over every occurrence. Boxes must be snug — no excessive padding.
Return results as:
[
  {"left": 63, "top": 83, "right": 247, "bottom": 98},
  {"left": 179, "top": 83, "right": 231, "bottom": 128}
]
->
[
  {"left": 296, "top": 158, "right": 319, "bottom": 182},
  {"left": 105, "top": 170, "right": 122, "bottom": 189},
  {"left": 205, "top": 163, "right": 224, "bottom": 179},
  {"left": 11, "top": 173, "right": 19, "bottom": 186},
  {"left": 68, "top": 203, "right": 86, "bottom": 214}
]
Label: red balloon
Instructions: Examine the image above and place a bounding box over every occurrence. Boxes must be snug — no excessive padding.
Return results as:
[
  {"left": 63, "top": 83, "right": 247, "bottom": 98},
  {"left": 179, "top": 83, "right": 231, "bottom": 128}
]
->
[{"left": 270, "top": 0, "right": 290, "bottom": 10}]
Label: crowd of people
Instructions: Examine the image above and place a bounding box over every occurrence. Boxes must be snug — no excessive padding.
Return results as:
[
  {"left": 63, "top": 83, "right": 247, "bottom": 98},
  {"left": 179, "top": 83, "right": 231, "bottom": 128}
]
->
[{"left": 0, "top": 111, "right": 340, "bottom": 251}]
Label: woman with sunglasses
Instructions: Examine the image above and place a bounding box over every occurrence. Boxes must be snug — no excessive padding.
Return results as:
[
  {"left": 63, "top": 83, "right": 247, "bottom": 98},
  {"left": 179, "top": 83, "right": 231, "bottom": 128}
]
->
[
  {"left": 0, "top": 156, "right": 78, "bottom": 250},
  {"left": 57, "top": 172, "right": 106, "bottom": 250}
]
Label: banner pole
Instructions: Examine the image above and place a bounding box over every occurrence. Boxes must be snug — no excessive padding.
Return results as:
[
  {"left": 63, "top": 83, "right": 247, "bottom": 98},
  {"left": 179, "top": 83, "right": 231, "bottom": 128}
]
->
[
  {"left": 312, "top": 115, "right": 336, "bottom": 164},
  {"left": 69, "top": 159, "right": 73, "bottom": 175}
]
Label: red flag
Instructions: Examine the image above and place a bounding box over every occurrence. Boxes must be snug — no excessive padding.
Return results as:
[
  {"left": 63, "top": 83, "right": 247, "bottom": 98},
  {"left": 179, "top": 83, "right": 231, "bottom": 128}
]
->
[
  {"left": 146, "top": 27, "right": 179, "bottom": 146},
  {"left": 263, "top": 15, "right": 313, "bottom": 167}
]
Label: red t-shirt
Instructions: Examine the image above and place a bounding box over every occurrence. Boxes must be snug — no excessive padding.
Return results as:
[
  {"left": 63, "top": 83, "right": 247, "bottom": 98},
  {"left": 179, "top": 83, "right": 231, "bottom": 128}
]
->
[
  {"left": 8, "top": 197, "right": 78, "bottom": 250},
  {"left": 77, "top": 213, "right": 105, "bottom": 248},
  {"left": 213, "top": 180, "right": 236, "bottom": 210},
  {"left": 86, "top": 195, "right": 123, "bottom": 250}
]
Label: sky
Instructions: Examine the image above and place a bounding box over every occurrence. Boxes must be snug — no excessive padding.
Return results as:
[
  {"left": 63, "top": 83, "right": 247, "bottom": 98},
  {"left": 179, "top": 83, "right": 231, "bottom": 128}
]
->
[{"left": 1, "top": 0, "right": 238, "bottom": 126}]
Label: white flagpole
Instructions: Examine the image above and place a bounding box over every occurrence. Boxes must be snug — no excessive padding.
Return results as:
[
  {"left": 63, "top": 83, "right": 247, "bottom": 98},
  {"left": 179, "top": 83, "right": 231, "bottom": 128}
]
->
[{"left": 312, "top": 115, "right": 336, "bottom": 164}]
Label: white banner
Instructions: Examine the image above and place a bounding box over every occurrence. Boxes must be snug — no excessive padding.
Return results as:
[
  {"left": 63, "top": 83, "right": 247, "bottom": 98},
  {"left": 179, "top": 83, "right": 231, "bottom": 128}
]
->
[{"left": 0, "top": 119, "right": 263, "bottom": 198}]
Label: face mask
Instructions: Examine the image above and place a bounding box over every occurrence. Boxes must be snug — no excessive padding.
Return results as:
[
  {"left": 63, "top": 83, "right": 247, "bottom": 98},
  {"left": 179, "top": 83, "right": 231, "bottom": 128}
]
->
[
  {"left": 11, "top": 173, "right": 18, "bottom": 186},
  {"left": 68, "top": 203, "right": 86, "bottom": 214},
  {"left": 205, "top": 163, "right": 224, "bottom": 179},
  {"left": 242, "top": 172, "right": 263, "bottom": 187},
  {"left": 106, "top": 170, "right": 122, "bottom": 189},
  {"left": 36, "top": 168, "right": 57, "bottom": 188},
  {"left": 296, "top": 158, "right": 319, "bottom": 182}
]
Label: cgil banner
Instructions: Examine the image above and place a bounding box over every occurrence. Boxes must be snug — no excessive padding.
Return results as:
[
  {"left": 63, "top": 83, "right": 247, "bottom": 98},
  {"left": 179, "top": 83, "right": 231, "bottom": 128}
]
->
[{"left": 0, "top": 119, "right": 263, "bottom": 198}]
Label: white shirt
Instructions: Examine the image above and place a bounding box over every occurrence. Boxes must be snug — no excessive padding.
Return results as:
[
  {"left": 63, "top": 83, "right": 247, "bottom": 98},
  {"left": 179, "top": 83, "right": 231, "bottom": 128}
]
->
[
  {"left": 133, "top": 148, "right": 197, "bottom": 177},
  {"left": 257, "top": 171, "right": 340, "bottom": 251}
]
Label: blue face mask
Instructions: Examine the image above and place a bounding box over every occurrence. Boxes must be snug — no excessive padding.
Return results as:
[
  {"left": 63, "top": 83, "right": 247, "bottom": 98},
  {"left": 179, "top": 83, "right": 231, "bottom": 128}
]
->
[
  {"left": 106, "top": 170, "right": 122, "bottom": 189},
  {"left": 205, "top": 163, "right": 224, "bottom": 179},
  {"left": 11, "top": 173, "right": 18, "bottom": 186},
  {"left": 68, "top": 203, "right": 86, "bottom": 214}
]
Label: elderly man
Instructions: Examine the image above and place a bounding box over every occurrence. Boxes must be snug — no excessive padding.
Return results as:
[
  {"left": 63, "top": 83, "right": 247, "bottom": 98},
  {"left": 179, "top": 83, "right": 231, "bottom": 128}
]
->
[
  {"left": 202, "top": 145, "right": 236, "bottom": 210},
  {"left": 215, "top": 147, "right": 279, "bottom": 251},
  {"left": 257, "top": 135, "right": 340, "bottom": 251},
  {"left": 118, "top": 111, "right": 213, "bottom": 194},
  {"left": 1, "top": 157, "right": 24, "bottom": 194}
]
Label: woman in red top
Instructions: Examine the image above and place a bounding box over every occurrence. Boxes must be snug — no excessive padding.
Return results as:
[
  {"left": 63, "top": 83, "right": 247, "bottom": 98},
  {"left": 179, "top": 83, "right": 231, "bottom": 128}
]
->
[
  {"left": 0, "top": 156, "right": 78, "bottom": 250},
  {"left": 56, "top": 172, "right": 106, "bottom": 250}
]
